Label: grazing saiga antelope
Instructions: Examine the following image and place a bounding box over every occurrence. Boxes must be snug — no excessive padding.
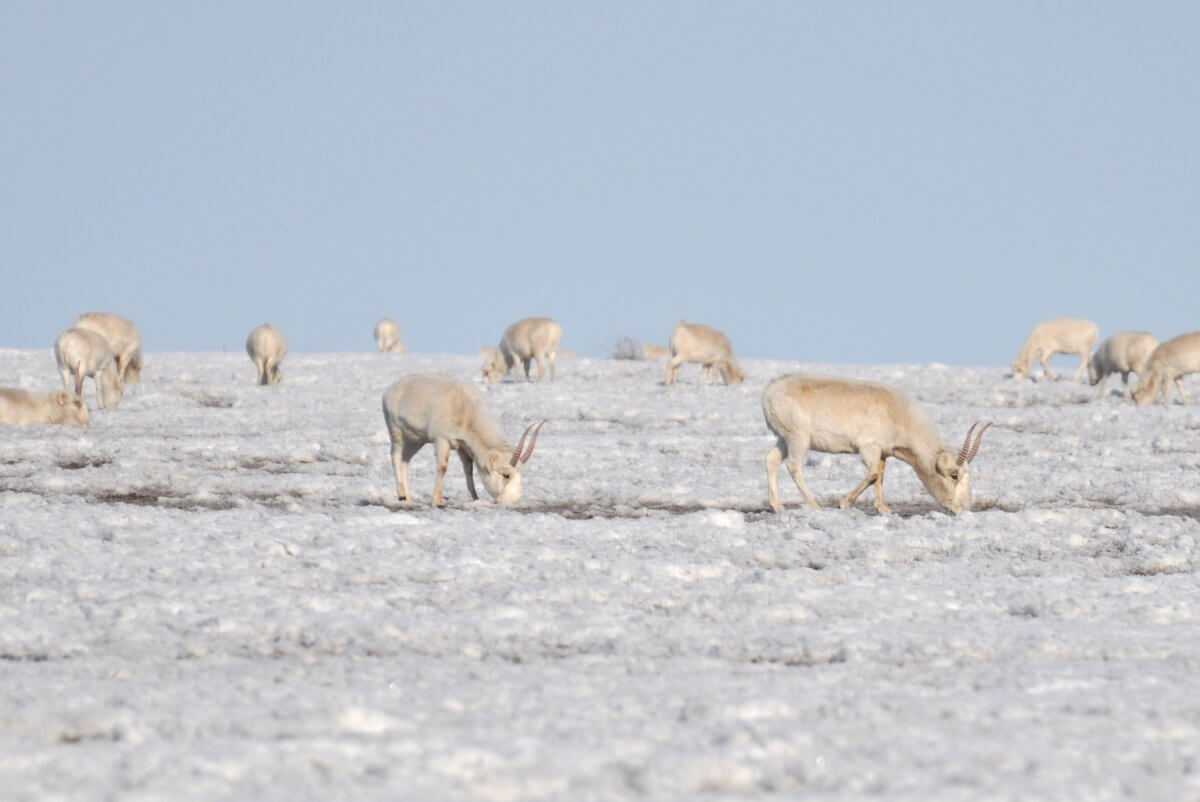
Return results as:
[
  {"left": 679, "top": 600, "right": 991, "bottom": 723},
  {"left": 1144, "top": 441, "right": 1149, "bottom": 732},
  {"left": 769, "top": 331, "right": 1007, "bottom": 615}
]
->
[
  {"left": 762, "top": 375, "right": 991, "bottom": 514},
  {"left": 1089, "top": 331, "right": 1159, "bottom": 398},
  {"left": 54, "top": 328, "right": 125, "bottom": 409},
  {"left": 1010, "top": 318, "right": 1099, "bottom": 382},
  {"left": 665, "top": 321, "right": 744, "bottom": 385},
  {"left": 246, "top": 323, "right": 287, "bottom": 386},
  {"left": 383, "top": 374, "right": 546, "bottom": 507},
  {"left": 482, "top": 317, "right": 563, "bottom": 383},
  {"left": 73, "top": 312, "right": 143, "bottom": 384},
  {"left": 1132, "top": 331, "right": 1200, "bottom": 406}
]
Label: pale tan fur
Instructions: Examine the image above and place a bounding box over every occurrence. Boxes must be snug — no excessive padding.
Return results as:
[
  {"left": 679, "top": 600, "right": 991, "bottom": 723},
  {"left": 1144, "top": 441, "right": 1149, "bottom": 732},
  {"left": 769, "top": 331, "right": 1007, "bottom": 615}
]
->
[
  {"left": 1011, "top": 317, "right": 1099, "bottom": 381},
  {"left": 374, "top": 318, "right": 406, "bottom": 353},
  {"left": 382, "top": 375, "right": 541, "bottom": 507},
  {"left": 54, "top": 328, "right": 124, "bottom": 409},
  {"left": 1132, "top": 331, "right": 1200, "bottom": 406},
  {"left": 762, "top": 375, "right": 980, "bottom": 515},
  {"left": 246, "top": 323, "right": 288, "bottom": 386},
  {"left": 642, "top": 343, "right": 670, "bottom": 361},
  {"left": 482, "top": 317, "right": 563, "bottom": 383},
  {"left": 0, "top": 388, "right": 90, "bottom": 428},
  {"left": 665, "top": 321, "right": 744, "bottom": 385},
  {"left": 74, "top": 312, "right": 143, "bottom": 383},
  {"left": 1089, "top": 331, "right": 1158, "bottom": 397}
]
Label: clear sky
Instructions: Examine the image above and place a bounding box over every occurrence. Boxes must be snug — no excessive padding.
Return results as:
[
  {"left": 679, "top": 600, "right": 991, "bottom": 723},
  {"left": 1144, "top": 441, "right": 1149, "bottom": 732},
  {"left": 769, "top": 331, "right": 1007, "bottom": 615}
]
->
[{"left": 3, "top": 2, "right": 1197, "bottom": 364}]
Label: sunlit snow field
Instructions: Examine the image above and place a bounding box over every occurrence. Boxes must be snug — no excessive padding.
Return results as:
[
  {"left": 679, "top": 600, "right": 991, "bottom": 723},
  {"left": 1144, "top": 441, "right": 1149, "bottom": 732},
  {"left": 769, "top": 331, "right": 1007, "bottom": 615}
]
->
[{"left": 1, "top": 348, "right": 1198, "bottom": 800}]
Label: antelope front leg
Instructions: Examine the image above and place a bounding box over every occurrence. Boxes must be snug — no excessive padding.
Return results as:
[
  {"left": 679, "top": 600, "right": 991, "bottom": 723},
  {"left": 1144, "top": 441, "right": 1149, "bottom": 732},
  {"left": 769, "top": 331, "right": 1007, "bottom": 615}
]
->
[
  {"left": 781, "top": 436, "right": 820, "bottom": 509},
  {"left": 665, "top": 354, "right": 684, "bottom": 385},
  {"left": 1174, "top": 378, "right": 1190, "bottom": 404},
  {"left": 841, "top": 448, "right": 884, "bottom": 511},
  {"left": 1073, "top": 351, "right": 1089, "bottom": 382},
  {"left": 432, "top": 439, "right": 451, "bottom": 507},
  {"left": 1040, "top": 351, "right": 1058, "bottom": 381},
  {"left": 871, "top": 457, "right": 891, "bottom": 514},
  {"left": 458, "top": 451, "right": 479, "bottom": 500}
]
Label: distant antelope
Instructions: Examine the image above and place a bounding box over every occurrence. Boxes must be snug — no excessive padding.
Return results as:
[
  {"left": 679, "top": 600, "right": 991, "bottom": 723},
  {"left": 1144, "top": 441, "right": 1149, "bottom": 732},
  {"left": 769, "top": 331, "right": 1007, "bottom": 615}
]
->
[
  {"left": 246, "top": 323, "right": 287, "bottom": 386},
  {"left": 54, "top": 328, "right": 124, "bottom": 408},
  {"left": 665, "top": 321, "right": 743, "bottom": 385},
  {"left": 74, "top": 312, "right": 143, "bottom": 383},
  {"left": 1011, "top": 318, "right": 1099, "bottom": 382},
  {"left": 1132, "top": 331, "right": 1200, "bottom": 406},
  {"left": 374, "top": 318, "right": 406, "bottom": 353},
  {"left": 482, "top": 317, "right": 563, "bottom": 383},
  {"left": 1089, "top": 331, "right": 1158, "bottom": 398}
]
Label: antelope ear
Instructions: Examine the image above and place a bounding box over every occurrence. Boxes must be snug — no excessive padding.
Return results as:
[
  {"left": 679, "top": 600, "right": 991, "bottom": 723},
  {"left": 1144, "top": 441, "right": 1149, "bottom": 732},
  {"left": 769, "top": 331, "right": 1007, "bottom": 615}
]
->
[{"left": 935, "top": 452, "right": 960, "bottom": 479}]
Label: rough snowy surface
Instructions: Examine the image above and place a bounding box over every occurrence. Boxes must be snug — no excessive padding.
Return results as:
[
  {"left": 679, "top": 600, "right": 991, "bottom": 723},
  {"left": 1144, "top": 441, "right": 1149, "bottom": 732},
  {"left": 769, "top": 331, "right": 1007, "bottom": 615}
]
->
[{"left": 1, "top": 349, "right": 1198, "bottom": 800}]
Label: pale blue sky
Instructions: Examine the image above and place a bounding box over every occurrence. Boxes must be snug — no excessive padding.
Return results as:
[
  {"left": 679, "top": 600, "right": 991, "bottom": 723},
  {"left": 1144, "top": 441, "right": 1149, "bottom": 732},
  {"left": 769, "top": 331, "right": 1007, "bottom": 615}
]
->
[{"left": 3, "top": 2, "right": 1197, "bottom": 364}]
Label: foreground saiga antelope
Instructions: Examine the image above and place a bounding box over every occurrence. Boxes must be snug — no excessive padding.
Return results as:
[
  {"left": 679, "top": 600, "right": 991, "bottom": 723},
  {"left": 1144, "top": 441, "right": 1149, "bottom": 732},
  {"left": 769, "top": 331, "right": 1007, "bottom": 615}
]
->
[
  {"left": 762, "top": 375, "right": 991, "bottom": 514},
  {"left": 1132, "top": 331, "right": 1200, "bottom": 406},
  {"left": 0, "top": 388, "right": 90, "bottom": 429},
  {"left": 54, "top": 328, "right": 125, "bottom": 408},
  {"left": 383, "top": 374, "right": 546, "bottom": 507},
  {"left": 74, "top": 312, "right": 143, "bottom": 383},
  {"left": 374, "top": 318, "right": 406, "bottom": 353},
  {"left": 246, "top": 323, "right": 287, "bottom": 386},
  {"left": 1011, "top": 317, "right": 1099, "bottom": 382},
  {"left": 482, "top": 317, "right": 563, "bottom": 383},
  {"left": 665, "top": 321, "right": 744, "bottom": 385},
  {"left": 1089, "top": 331, "right": 1159, "bottom": 398}
]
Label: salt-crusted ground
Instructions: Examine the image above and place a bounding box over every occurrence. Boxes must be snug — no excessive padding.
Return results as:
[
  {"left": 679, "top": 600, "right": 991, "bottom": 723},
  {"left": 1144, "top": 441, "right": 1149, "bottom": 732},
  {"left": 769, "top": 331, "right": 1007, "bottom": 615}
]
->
[{"left": 0, "top": 349, "right": 1197, "bottom": 800}]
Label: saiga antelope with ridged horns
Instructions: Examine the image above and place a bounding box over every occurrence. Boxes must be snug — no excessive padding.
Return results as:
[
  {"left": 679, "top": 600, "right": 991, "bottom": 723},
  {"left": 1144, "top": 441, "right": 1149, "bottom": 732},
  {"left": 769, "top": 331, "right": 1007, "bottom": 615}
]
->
[
  {"left": 383, "top": 374, "right": 546, "bottom": 507},
  {"left": 762, "top": 375, "right": 991, "bottom": 514}
]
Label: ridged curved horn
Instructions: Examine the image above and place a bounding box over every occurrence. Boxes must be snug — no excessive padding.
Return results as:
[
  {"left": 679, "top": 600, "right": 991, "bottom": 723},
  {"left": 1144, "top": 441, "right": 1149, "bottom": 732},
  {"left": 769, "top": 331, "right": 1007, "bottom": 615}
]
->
[
  {"left": 510, "top": 422, "right": 537, "bottom": 467},
  {"left": 966, "top": 421, "right": 993, "bottom": 463},
  {"left": 956, "top": 421, "right": 979, "bottom": 467},
  {"left": 519, "top": 420, "right": 547, "bottom": 465}
]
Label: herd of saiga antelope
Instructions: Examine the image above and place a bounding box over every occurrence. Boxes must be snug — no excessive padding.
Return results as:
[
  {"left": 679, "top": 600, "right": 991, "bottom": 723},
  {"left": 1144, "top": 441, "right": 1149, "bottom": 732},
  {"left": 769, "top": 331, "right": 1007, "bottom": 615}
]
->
[{"left": 2, "top": 313, "right": 1198, "bottom": 515}]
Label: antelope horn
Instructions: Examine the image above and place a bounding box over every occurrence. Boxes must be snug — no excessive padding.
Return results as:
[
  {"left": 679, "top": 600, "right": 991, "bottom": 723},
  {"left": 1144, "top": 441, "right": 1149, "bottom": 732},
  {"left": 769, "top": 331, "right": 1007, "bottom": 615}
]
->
[
  {"left": 966, "top": 421, "right": 993, "bottom": 463},
  {"left": 509, "top": 422, "right": 537, "bottom": 467},
  {"left": 955, "top": 421, "right": 979, "bottom": 467},
  {"left": 519, "top": 420, "right": 547, "bottom": 465}
]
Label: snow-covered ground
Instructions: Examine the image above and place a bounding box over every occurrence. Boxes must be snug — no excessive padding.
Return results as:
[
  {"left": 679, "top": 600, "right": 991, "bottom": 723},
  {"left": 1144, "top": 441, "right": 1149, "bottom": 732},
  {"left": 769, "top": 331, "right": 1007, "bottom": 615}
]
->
[{"left": 1, "top": 348, "right": 1197, "bottom": 800}]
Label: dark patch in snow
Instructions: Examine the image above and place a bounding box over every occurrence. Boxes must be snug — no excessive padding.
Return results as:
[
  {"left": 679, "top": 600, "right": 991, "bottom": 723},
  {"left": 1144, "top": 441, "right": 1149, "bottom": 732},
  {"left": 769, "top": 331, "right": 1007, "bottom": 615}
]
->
[{"left": 56, "top": 456, "right": 113, "bottom": 470}]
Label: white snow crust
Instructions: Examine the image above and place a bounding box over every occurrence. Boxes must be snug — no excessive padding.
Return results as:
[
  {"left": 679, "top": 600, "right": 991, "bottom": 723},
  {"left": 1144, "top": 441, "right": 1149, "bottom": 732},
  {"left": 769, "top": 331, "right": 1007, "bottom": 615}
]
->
[{"left": 0, "top": 349, "right": 1198, "bottom": 800}]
